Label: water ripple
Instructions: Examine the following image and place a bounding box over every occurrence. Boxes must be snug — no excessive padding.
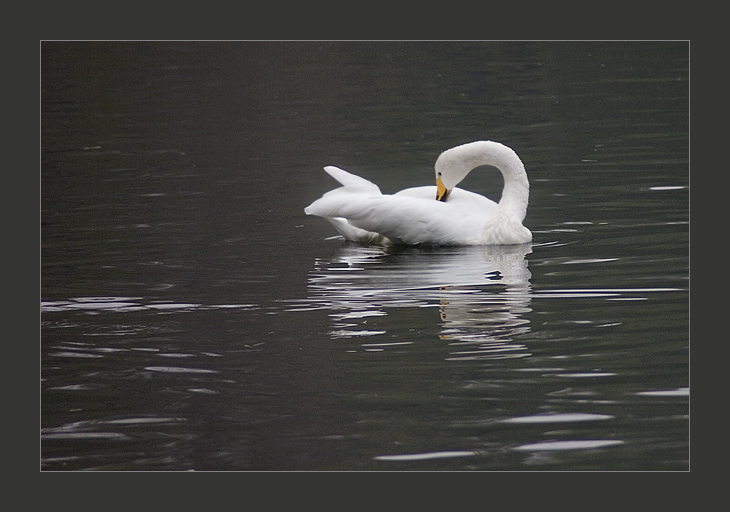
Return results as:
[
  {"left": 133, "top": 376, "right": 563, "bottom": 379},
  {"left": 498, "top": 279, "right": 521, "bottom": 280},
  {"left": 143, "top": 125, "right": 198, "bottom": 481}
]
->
[
  {"left": 514, "top": 440, "right": 624, "bottom": 452},
  {"left": 533, "top": 287, "right": 683, "bottom": 299},
  {"left": 637, "top": 387, "right": 689, "bottom": 397},
  {"left": 503, "top": 413, "right": 613, "bottom": 424},
  {"left": 144, "top": 366, "right": 218, "bottom": 374},
  {"left": 41, "top": 297, "right": 258, "bottom": 314},
  {"left": 375, "top": 451, "right": 476, "bottom": 461}
]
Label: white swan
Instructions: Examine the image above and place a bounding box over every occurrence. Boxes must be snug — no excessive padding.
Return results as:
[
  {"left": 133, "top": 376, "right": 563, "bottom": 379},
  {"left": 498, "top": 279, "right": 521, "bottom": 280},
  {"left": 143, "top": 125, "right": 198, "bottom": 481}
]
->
[{"left": 304, "top": 140, "right": 531, "bottom": 245}]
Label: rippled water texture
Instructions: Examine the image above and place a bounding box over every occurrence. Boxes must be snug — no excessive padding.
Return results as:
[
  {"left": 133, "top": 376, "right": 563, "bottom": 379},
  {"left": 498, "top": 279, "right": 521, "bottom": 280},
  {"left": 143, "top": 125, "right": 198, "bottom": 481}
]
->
[{"left": 41, "top": 41, "right": 688, "bottom": 471}]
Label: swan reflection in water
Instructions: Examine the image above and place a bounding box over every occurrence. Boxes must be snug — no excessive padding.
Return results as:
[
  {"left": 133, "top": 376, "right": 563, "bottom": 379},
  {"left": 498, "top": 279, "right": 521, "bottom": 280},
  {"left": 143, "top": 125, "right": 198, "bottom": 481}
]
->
[{"left": 306, "top": 243, "right": 533, "bottom": 360}]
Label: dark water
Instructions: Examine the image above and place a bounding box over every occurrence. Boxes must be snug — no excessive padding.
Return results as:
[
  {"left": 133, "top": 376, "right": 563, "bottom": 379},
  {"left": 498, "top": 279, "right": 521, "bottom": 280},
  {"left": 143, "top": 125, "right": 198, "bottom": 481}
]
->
[{"left": 41, "top": 41, "right": 689, "bottom": 471}]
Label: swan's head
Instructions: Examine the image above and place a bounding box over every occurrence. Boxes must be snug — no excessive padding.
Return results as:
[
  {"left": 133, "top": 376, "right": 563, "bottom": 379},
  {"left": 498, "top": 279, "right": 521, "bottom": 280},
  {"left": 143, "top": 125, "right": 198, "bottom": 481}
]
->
[
  {"left": 435, "top": 141, "right": 493, "bottom": 202},
  {"left": 434, "top": 141, "right": 528, "bottom": 210}
]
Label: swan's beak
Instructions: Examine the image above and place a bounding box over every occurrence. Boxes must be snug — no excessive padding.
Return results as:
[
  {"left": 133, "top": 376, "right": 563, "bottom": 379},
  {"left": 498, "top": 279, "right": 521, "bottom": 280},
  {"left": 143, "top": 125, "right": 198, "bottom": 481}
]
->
[{"left": 436, "top": 175, "right": 450, "bottom": 202}]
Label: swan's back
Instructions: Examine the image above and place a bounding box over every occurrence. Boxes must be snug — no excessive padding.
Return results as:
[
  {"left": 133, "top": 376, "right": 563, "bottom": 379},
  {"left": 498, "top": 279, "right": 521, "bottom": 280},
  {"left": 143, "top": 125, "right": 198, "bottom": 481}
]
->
[{"left": 395, "top": 186, "right": 498, "bottom": 216}]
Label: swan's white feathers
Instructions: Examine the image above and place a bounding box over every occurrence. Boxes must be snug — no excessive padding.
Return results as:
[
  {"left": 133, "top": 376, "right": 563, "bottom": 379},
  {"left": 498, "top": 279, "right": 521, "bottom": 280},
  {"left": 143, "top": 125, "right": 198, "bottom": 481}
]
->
[
  {"left": 322, "top": 165, "right": 381, "bottom": 194},
  {"left": 307, "top": 189, "right": 486, "bottom": 245},
  {"left": 305, "top": 141, "right": 531, "bottom": 246},
  {"left": 395, "top": 186, "right": 499, "bottom": 216}
]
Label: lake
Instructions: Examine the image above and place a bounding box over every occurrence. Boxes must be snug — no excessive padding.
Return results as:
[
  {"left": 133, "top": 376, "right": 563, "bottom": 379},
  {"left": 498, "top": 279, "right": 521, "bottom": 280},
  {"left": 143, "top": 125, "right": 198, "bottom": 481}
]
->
[{"left": 41, "top": 41, "right": 689, "bottom": 471}]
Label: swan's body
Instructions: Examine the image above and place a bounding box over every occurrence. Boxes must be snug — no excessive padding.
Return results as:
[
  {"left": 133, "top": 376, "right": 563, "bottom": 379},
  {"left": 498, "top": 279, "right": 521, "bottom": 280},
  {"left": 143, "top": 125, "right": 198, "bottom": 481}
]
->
[{"left": 304, "top": 140, "right": 531, "bottom": 245}]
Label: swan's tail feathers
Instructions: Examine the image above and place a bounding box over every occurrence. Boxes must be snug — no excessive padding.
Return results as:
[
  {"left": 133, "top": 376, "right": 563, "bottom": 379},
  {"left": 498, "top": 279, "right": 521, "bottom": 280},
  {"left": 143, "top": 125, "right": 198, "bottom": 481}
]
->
[
  {"left": 306, "top": 167, "right": 390, "bottom": 244},
  {"left": 323, "top": 166, "right": 382, "bottom": 194},
  {"left": 305, "top": 166, "right": 382, "bottom": 218},
  {"left": 305, "top": 192, "right": 353, "bottom": 218}
]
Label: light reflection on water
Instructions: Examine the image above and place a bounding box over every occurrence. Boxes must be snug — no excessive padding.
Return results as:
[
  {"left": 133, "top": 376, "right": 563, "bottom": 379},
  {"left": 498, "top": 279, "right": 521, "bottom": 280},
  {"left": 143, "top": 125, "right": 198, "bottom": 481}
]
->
[
  {"left": 41, "top": 298, "right": 257, "bottom": 313},
  {"left": 301, "top": 243, "right": 533, "bottom": 361},
  {"left": 41, "top": 237, "right": 688, "bottom": 469},
  {"left": 41, "top": 234, "right": 688, "bottom": 470}
]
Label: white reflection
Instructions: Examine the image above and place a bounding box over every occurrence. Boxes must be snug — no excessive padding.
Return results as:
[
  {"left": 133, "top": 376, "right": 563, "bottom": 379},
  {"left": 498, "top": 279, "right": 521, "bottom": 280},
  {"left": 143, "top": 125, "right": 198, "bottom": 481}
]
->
[
  {"left": 637, "top": 387, "right": 689, "bottom": 397},
  {"left": 503, "top": 413, "right": 612, "bottom": 424},
  {"left": 375, "top": 451, "right": 476, "bottom": 461},
  {"left": 514, "top": 440, "right": 624, "bottom": 452},
  {"left": 307, "top": 243, "right": 533, "bottom": 359},
  {"left": 40, "top": 297, "right": 257, "bottom": 313}
]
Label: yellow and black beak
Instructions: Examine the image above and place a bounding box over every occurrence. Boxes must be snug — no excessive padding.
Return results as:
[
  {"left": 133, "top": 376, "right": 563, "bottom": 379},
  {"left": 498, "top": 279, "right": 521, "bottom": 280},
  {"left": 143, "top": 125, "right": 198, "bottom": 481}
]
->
[{"left": 436, "top": 174, "right": 451, "bottom": 202}]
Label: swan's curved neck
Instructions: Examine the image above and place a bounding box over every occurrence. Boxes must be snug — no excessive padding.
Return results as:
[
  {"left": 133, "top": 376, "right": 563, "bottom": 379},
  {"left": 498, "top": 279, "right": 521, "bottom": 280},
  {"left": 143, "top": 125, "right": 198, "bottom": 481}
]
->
[{"left": 435, "top": 141, "right": 529, "bottom": 221}]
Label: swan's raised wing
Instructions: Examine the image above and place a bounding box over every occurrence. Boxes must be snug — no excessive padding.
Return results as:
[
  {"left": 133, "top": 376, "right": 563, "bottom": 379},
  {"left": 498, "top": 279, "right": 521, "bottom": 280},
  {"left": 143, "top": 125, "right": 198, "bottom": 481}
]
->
[{"left": 322, "top": 166, "right": 382, "bottom": 194}]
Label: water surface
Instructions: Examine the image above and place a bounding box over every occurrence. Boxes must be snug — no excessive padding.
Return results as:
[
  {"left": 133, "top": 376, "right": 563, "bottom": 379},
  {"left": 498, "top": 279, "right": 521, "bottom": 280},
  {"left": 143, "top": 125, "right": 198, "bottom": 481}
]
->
[{"left": 41, "top": 41, "right": 688, "bottom": 471}]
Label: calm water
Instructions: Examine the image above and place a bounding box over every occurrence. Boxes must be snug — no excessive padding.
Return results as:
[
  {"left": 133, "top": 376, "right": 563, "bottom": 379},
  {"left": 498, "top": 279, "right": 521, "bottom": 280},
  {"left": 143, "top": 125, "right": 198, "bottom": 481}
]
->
[{"left": 41, "top": 41, "right": 689, "bottom": 471}]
